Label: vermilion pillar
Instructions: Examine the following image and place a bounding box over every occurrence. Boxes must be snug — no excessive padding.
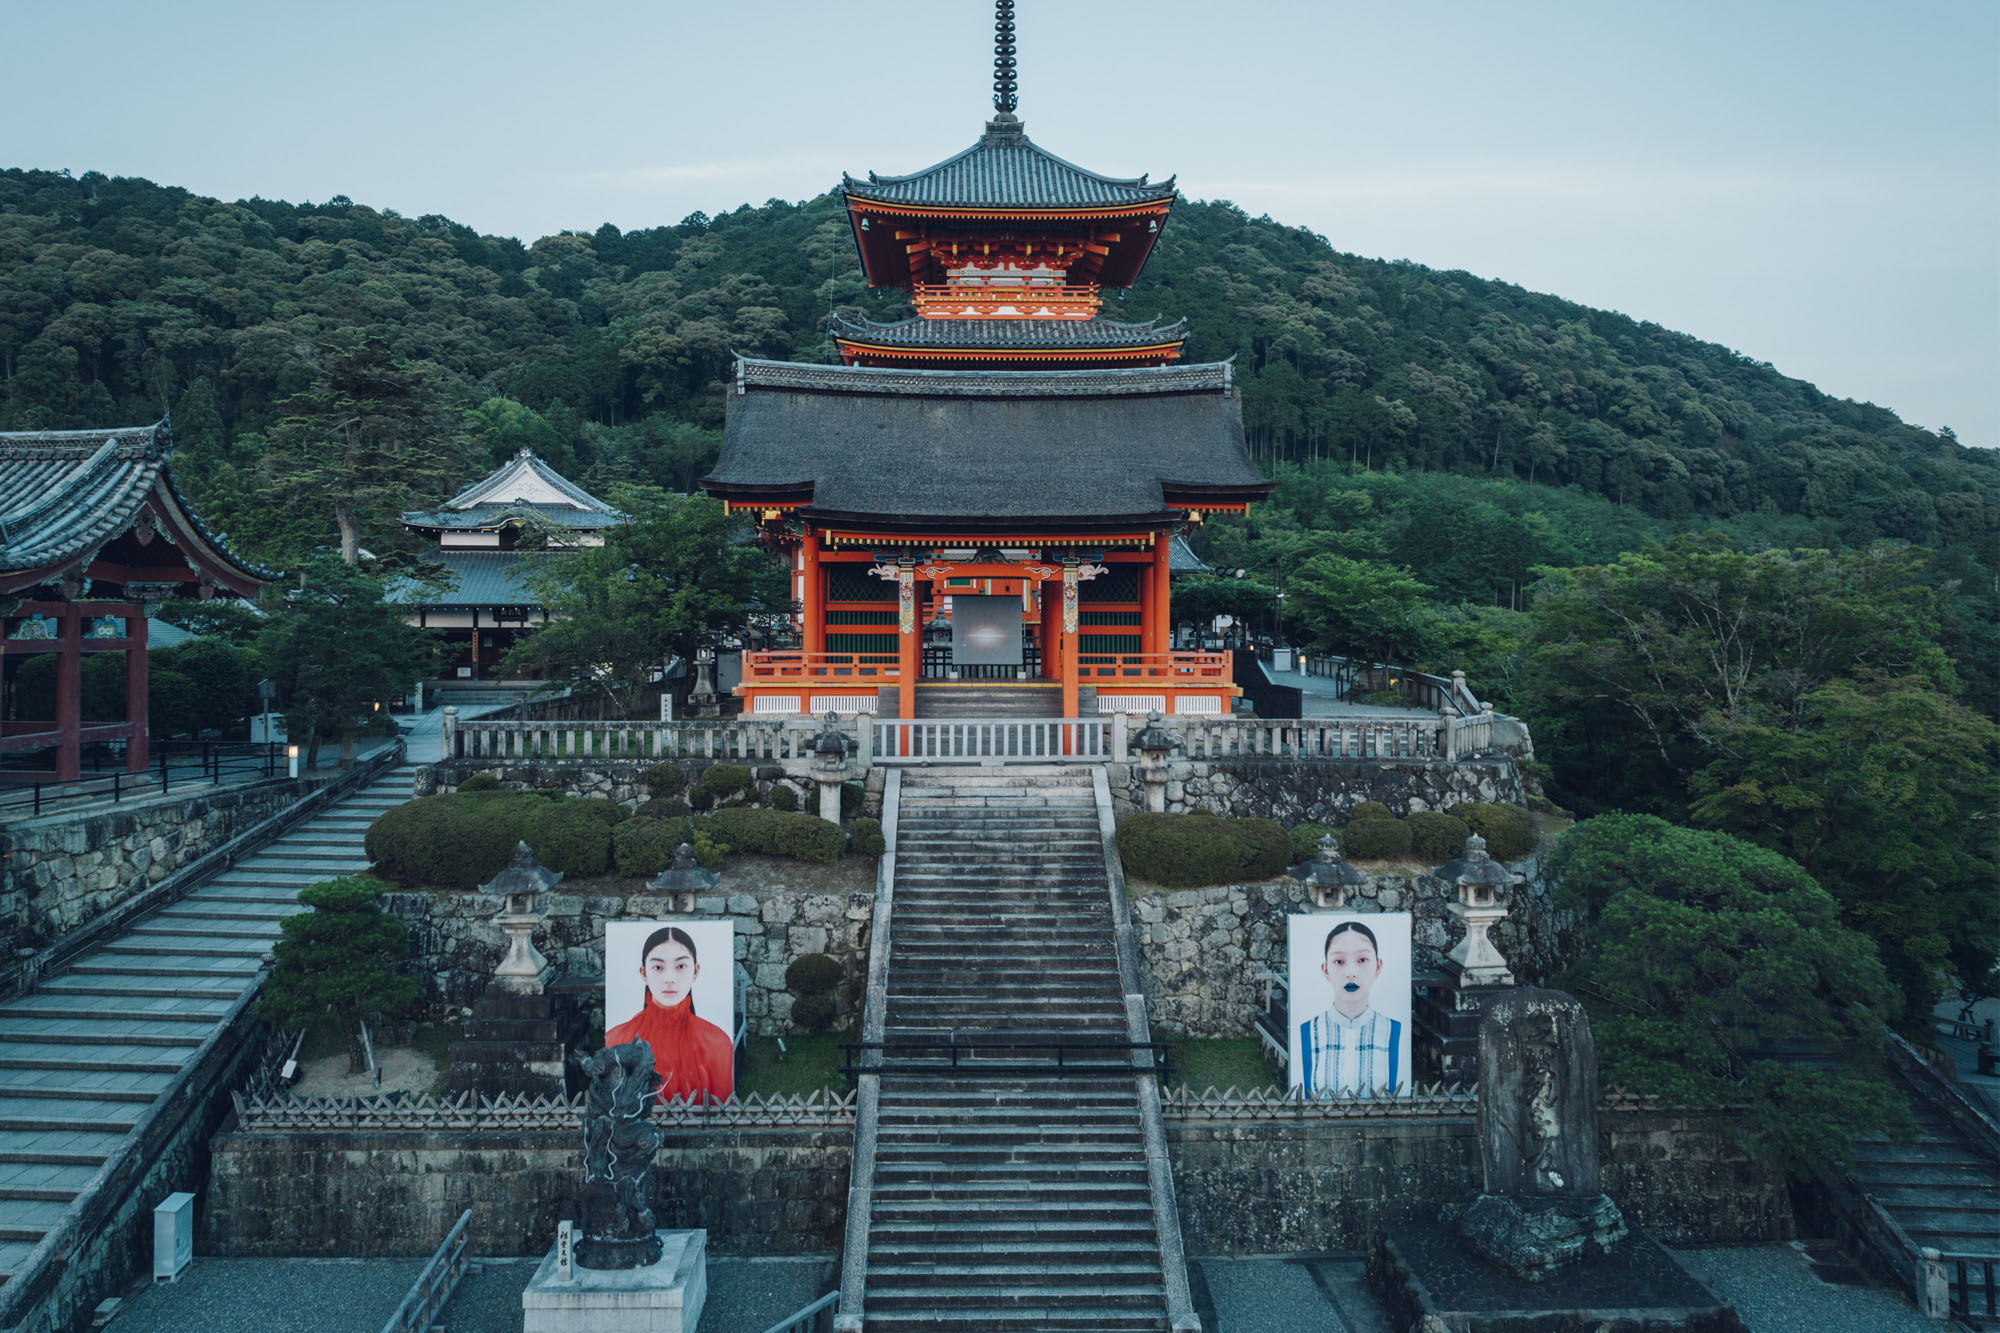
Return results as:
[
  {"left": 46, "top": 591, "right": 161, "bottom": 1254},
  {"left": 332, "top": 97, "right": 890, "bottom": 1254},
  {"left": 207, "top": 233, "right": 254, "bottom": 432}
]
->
[
  {"left": 1153, "top": 531, "right": 1173, "bottom": 655},
  {"left": 800, "top": 527, "right": 824, "bottom": 657},
  {"left": 124, "top": 607, "right": 148, "bottom": 772},
  {"left": 1060, "top": 566, "right": 1080, "bottom": 722},
  {"left": 54, "top": 603, "right": 81, "bottom": 782},
  {"left": 1138, "top": 562, "right": 1155, "bottom": 656},
  {"left": 896, "top": 566, "right": 918, "bottom": 725}
]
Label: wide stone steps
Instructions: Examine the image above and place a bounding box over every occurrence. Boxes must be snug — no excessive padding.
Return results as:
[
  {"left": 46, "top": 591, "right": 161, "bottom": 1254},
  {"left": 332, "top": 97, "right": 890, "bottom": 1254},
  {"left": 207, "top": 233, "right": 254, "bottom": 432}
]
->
[
  {"left": 0, "top": 760, "right": 418, "bottom": 1285},
  {"left": 1844, "top": 1071, "right": 2000, "bottom": 1295}
]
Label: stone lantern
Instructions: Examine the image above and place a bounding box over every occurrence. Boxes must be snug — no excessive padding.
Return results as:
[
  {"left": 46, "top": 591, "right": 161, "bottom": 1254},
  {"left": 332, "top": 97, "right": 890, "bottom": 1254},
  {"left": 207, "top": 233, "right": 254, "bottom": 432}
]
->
[
  {"left": 482, "top": 841, "right": 562, "bottom": 996},
  {"left": 1289, "top": 834, "right": 1369, "bottom": 910},
  {"left": 1436, "top": 833, "right": 1517, "bottom": 987},
  {"left": 689, "top": 642, "right": 720, "bottom": 717},
  {"left": 648, "top": 842, "right": 720, "bottom": 914},
  {"left": 1130, "top": 709, "right": 1176, "bottom": 813},
  {"left": 811, "top": 711, "right": 852, "bottom": 824}
]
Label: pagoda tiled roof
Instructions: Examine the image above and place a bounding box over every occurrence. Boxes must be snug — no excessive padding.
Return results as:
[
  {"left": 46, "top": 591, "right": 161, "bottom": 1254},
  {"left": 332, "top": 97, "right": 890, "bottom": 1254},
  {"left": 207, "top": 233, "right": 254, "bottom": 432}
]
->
[
  {"left": 842, "top": 117, "right": 1177, "bottom": 210},
  {"left": 0, "top": 419, "right": 276, "bottom": 584},
  {"left": 829, "top": 314, "right": 1188, "bottom": 350},
  {"left": 436, "top": 450, "right": 618, "bottom": 514},
  {"left": 705, "top": 359, "right": 1269, "bottom": 526}
]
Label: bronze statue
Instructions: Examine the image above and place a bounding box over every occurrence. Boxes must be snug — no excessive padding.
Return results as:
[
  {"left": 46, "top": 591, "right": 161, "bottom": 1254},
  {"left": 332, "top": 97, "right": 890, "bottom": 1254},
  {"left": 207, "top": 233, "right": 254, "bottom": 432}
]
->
[{"left": 575, "top": 1041, "right": 664, "bottom": 1269}]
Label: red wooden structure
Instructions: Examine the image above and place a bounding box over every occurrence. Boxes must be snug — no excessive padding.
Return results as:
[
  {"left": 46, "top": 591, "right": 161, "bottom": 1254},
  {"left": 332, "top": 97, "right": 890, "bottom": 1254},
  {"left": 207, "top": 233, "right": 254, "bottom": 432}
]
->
[{"left": 0, "top": 419, "right": 274, "bottom": 783}]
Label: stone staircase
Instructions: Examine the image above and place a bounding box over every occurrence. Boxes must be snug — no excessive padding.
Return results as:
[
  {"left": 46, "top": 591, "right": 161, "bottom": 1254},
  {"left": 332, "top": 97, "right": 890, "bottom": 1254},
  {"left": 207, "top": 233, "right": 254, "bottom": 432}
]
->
[
  {"left": 861, "top": 767, "right": 1173, "bottom": 1331},
  {"left": 1848, "top": 1060, "right": 2000, "bottom": 1315},
  {"left": 0, "top": 760, "right": 417, "bottom": 1284}
]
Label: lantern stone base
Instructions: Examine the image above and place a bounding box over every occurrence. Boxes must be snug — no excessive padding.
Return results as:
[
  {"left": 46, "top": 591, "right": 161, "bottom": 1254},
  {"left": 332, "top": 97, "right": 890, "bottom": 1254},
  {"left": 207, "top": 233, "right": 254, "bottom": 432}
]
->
[{"left": 523, "top": 1229, "right": 707, "bottom": 1333}]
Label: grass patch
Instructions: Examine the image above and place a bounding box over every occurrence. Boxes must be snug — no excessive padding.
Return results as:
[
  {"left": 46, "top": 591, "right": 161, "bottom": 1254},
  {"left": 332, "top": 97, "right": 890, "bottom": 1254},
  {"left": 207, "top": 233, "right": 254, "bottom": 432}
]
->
[
  {"left": 740, "top": 1033, "right": 849, "bottom": 1099},
  {"left": 1170, "top": 1037, "right": 1275, "bottom": 1093}
]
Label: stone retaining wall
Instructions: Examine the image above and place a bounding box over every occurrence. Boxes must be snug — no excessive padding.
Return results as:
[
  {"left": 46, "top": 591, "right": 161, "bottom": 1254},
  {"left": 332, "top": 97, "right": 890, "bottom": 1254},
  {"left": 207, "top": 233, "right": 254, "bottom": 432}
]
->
[
  {"left": 203, "top": 1126, "right": 849, "bottom": 1258},
  {"left": 1134, "top": 864, "right": 1583, "bottom": 1040},
  {"left": 1167, "top": 1109, "right": 1791, "bottom": 1255},
  {"left": 384, "top": 882, "right": 874, "bottom": 1036},
  {"left": 1106, "top": 755, "right": 1524, "bottom": 824},
  {"left": 0, "top": 778, "right": 307, "bottom": 958}
]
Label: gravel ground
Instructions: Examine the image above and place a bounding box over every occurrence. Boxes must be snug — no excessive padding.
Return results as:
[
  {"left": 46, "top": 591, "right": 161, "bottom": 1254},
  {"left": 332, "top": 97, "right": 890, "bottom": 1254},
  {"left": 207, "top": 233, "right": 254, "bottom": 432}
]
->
[
  {"left": 1193, "top": 1257, "right": 1395, "bottom": 1332},
  {"left": 1678, "top": 1243, "right": 1936, "bottom": 1333},
  {"left": 110, "top": 1252, "right": 837, "bottom": 1332}
]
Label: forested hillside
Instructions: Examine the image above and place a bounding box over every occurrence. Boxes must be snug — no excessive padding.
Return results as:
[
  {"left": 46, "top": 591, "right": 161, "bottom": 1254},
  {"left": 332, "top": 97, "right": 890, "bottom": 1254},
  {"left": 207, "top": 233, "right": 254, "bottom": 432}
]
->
[{"left": 2, "top": 167, "right": 1993, "bottom": 562}]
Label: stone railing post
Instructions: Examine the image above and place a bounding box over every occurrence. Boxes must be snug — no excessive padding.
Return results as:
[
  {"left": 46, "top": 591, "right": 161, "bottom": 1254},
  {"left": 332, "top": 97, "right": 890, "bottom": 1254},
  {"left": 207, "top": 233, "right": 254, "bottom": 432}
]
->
[
  {"left": 1918, "top": 1248, "right": 1950, "bottom": 1319},
  {"left": 1439, "top": 703, "right": 1460, "bottom": 761},
  {"left": 440, "top": 706, "right": 458, "bottom": 760},
  {"left": 1110, "top": 710, "right": 1129, "bottom": 762}
]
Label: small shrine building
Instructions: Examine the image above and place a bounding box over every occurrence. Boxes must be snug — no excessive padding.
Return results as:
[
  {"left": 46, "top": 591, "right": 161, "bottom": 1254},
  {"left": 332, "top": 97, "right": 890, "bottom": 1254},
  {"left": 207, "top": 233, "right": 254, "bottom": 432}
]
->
[
  {"left": 703, "top": 19, "right": 1270, "bottom": 721},
  {"left": 0, "top": 419, "right": 274, "bottom": 781},
  {"left": 390, "top": 448, "right": 622, "bottom": 680}
]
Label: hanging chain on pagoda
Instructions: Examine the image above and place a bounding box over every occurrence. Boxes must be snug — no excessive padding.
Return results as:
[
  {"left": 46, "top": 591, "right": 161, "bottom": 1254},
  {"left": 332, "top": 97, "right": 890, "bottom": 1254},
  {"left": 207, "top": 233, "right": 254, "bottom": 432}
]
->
[{"left": 993, "top": 0, "right": 1018, "bottom": 114}]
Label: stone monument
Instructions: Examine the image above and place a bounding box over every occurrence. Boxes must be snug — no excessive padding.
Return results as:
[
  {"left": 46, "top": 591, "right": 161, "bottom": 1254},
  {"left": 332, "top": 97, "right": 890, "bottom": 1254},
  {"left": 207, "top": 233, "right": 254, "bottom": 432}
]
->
[
  {"left": 1368, "top": 988, "right": 1741, "bottom": 1331},
  {"left": 522, "top": 1041, "right": 709, "bottom": 1332},
  {"left": 1457, "top": 988, "right": 1626, "bottom": 1279},
  {"left": 447, "top": 843, "right": 567, "bottom": 1099}
]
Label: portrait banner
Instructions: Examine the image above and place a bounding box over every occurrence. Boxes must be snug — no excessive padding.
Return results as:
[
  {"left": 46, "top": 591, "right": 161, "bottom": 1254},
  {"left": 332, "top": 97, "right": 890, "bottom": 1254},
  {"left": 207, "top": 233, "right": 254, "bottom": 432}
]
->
[
  {"left": 604, "top": 920, "right": 735, "bottom": 1106},
  {"left": 1287, "top": 912, "right": 1413, "bottom": 1098}
]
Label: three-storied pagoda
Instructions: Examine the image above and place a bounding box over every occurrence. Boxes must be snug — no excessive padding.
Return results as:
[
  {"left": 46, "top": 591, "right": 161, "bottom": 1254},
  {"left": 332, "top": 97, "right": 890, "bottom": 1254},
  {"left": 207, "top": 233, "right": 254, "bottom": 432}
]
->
[{"left": 703, "top": 8, "right": 1269, "bottom": 723}]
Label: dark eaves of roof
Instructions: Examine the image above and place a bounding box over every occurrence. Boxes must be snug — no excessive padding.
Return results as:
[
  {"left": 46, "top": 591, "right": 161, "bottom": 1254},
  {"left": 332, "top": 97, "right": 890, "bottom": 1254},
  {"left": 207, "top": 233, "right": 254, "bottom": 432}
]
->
[
  {"left": 840, "top": 116, "right": 1178, "bottom": 210},
  {"left": 828, "top": 314, "right": 1190, "bottom": 349},
  {"left": 731, "top": 356, "right": 1233, "bottom": 400}
]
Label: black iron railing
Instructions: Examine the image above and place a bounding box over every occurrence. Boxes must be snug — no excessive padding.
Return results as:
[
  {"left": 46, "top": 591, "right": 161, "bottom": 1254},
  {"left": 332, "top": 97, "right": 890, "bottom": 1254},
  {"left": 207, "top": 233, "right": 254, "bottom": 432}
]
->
[
  {"left": 0, "top": 741, "right": 282, "bottom": 817},
  {"left": 842, "top": 1034, "right": 1173, "bottom": 1079}
]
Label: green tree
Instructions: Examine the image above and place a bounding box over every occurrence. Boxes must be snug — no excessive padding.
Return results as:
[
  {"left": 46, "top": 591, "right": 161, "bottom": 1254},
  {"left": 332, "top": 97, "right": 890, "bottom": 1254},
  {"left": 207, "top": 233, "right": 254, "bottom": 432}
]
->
[
  {"left": 501, "top": 488, "right": 786, "bottom": 715},
  {"left": 259, "top": 338, "right": 470, "bottom": 564},
  {"left": 258, "top": 555, "right": 439, "bottom": 766},
  {"left": 254, "top": 877, "right": 420, "bottom": 1073},
  {"left": 1285, "top": 553, "right": 1432, "bottom": 664},
  {"left": 1548, "top": 815, "right": 1914, "bottom": 1171}
]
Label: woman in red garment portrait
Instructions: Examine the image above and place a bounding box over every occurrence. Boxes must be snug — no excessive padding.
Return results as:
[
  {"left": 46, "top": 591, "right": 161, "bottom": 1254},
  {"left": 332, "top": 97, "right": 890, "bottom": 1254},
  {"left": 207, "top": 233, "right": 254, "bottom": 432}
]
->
[{"left": 604, "top": 925, "right": 734, "bottom": 1106}]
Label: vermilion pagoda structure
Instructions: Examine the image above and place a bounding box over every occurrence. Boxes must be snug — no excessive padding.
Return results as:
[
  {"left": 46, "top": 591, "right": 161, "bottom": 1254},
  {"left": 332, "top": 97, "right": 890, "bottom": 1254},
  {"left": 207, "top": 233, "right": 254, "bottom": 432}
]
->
[{"left": 703, "top": 11, "right": 1269, "bottom": 722}]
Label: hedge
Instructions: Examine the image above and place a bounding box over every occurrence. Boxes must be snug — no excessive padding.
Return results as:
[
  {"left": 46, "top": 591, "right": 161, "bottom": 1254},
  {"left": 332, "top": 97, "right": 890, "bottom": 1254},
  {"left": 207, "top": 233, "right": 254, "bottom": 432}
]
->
[
  {"left": 1451, "top": 802, "right": 1539, "bottom": 861},
  {"left": 785, "top": 953, "right": 843, "bottom": 995},
  {"left": 699, "top": 764, "right": 753, "bottom": 800},
  {"left": 643, "top": 764, "right": 687, "bottom": 798},
  {"left": 1407, "top": 811, "right": 1472, "bottom": 862},
  {"left": 612, "top": 818, "right": 684, "bottom": 877},
  {"left": 768, "top": 784, "right": 798, "bottom": 812},
  {"left": 1116, "top": 813, "right": 1291, "bottom": 888},
  {"left": 849, "top": 816, "right": 886, "bottom": 858},
  {"left": 366, "top": 793, "right": 618, "bottom": 887},
  {"left": 696, "top": 807, "right": 845, "bottom": 866},
  {"left": 1341, "top": 817, "right": 1413, "bottom": 859},
  {"left": 631, "top": 797, "right": 691, "bottom": 822},
  {"left": 456, "top": 773, "right": 500, "bottom": 793},
  {"left": 1347, "top": 801, "right": 1396, "bottom": 823}
]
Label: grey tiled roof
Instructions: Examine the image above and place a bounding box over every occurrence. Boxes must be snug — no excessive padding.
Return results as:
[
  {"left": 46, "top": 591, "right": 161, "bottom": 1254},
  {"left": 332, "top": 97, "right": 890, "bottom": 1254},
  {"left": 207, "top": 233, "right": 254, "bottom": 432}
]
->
[
  {"left": 842, "top": 117, "right": 1177, "bottom": 209},
  {"left": 829, "top": 314, "right": 1189, "bottom": 349},
  {"left": 734, "top": 357, "right": 1232, "bottom": 399},
  {"left": 400, "top": 502, "right": 621, "bottom": 531},
  {"left": 1169, "top": 534, "right": 1210, "bottom": 574},
  {"left": 384, "top": 550, "right": 565, "bottom": 608},
  {"left": 0, "top": 419, "right": 276, "bottom": 582},
  {"left": 440, "top": 450, "right": 618, "bottom": 513},
  {"left": 706, "top": 359, "right": 1268, "bottom": 525}
]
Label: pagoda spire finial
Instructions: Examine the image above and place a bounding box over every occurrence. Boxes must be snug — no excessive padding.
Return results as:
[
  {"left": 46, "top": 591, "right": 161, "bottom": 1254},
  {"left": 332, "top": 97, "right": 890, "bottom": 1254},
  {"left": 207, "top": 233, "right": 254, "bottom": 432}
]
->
[{"left": 992, "top": 0, "right": 1017, "bottom": 115}]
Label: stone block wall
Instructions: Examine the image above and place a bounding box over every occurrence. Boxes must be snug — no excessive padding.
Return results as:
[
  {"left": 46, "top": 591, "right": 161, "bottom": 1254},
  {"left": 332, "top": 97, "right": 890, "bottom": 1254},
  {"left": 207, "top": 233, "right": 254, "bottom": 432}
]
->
[
  {"left": 1107, "top": 755, "right": 1524, "bottom": 824},
  {"left": 384, "top": 881, "right": 874, "bottom": 1036},
  {"left": 1167, "top": 1109, "right": 1790, "bottom": 1255},
  {"left": 203, "top": 1127, "right": 850, "bottom": 1258},
  {"left": 0, "top": 778, "right": 307, "bottom": 958},
  {"left": 1134, "top": 866, "right": 1582, "bottom": 1040}
]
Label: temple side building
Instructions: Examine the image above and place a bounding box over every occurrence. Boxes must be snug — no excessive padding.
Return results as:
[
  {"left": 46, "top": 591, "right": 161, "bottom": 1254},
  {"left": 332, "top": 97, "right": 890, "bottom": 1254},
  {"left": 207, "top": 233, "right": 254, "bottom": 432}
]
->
[
  {"left": 0, "top": 419, "right": 274, "bottom": 780},
  {"left": 389, "top": 449, "right": 621, "bottom": 680}
]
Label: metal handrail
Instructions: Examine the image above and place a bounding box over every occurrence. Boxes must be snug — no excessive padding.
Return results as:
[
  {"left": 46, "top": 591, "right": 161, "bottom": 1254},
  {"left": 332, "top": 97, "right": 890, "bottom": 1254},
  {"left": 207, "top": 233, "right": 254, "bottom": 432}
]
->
[
  {"left": 841, "top": 1034, "right": 1172, "bottom": 1078},
  {"left": 760, "top": 1290, "right": 840, "bottom": 1333},
  {"left": 380, "top": 1208, "right": 472, "bottom": 1333}
]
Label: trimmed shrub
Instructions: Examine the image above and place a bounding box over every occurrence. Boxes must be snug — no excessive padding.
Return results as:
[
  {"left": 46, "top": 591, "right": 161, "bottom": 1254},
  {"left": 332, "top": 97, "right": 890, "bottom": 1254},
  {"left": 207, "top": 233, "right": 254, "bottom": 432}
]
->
[
  {"left": 1407, "top": 811, "right": 1472, "bottom": 862},
  {"left": 631, "top": 797, "right": 691, "bottom": 822},
  {"left": 571, "top": 798, "right": 629, "bottom": 828},
  {"left": 699, "top": 764, "right": 753, "bottom": 801},
  {"left": 785, "top": 953, "right": 843, "bottom": 995},
  {"left": 612, "top": 818, "right": 683, "bottom": 877},
  {"left": 527, "top": 800, "right": 614, "bottom": 875},
  {"left": 1288, "top": 823, "right": 1340, "bottom": 863},
  {"left": 688, "top": 785, "right": 715, "bottom": 811},
  {"left": 1341, "top": 817, "right": 1413, "bottom": 859},
  {"left": 1117, "top": 813, "right": 1291, "bottom": 888},
  {"left": 849, "top": 816, "right": 886, "bottom": 858},
  {"left": 642, "top": 764, "right": 687, "bottom": 798},
  {"left": 1453, "top": 802, "right": 1539, "bottom": 861},
  {"left": 1347, "top": 801, "right": 1396, "bottom": 823},
  {"left": 790, "top": 993, "right": 836, "bottom": 1033},
  {"left": 841, "top": 782, "right": 866, "bottom": 820},
  {"left": 702, "top": 807, "right": 846, "bottom": 866},
  {"left": 768, "top": 783, "right": 798, "bottom": 812},
  {"left": 456, "top": 773, "right": 500, "bottom": 793}
]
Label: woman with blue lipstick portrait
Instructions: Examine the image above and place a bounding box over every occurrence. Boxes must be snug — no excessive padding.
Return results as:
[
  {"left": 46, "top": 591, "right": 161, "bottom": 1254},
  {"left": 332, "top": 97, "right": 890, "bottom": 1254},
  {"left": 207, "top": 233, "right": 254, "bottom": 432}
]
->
[{"left": 1296, "top": 919, "right": 1403, "bottom": 1096}]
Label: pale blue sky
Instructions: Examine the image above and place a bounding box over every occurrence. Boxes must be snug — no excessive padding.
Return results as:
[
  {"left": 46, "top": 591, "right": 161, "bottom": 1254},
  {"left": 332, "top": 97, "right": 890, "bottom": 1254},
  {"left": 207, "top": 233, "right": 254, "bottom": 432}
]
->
[{"left": 5, "top": 0, "right": 1995, "bottom": 445}]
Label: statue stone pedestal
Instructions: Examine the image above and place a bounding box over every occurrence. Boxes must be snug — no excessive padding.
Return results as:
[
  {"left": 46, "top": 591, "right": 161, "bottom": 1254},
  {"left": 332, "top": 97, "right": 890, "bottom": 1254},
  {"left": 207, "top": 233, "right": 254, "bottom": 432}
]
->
[{"left": 522, "top": 1228, "right": 708, "bottom": 1333}]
